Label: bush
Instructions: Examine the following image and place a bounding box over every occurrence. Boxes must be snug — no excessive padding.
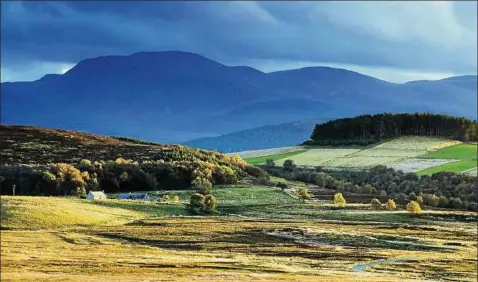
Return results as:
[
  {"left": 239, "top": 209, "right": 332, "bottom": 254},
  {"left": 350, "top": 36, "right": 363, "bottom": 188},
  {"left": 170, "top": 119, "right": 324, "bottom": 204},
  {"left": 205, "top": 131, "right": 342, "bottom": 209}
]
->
[
  {"left": 204, "top": 194, "right": 217, "bottom": 212},
  {"left": 370, "top": 198, "right": 382, "bottom": 210},
  {"left": 296, "top": 188, "right": 311, "bottom": 201},
  {"left": 408, "top": 192, "right": 417, "bottom": 201},
  {"left": 283, "top": 159, "right": 296, "bottom": 172},
  {"left": 162, "top": 194, "right": 170, "bottom": 201},
  {"left": 276, "top": 182, "right": 288, "bottom": 191},
  {"left": 173, "top": 195, "right": 180, "bottom": 202},
  {"left": 385, "top": 199, "right": 396, "bottom": 210},
  {"left": 333, "top": 193, "right": 346, "bottom": 208},
  {"left": 407, "top": 201, "right": 422, "bottom": 216}
]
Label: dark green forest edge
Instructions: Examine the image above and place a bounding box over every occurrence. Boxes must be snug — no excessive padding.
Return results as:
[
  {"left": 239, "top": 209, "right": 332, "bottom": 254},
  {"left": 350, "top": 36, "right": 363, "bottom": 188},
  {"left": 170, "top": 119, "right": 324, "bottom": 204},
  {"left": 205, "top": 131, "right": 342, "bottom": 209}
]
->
[{"left": 304, "top": 113, "right": 478, "bottom": 146}]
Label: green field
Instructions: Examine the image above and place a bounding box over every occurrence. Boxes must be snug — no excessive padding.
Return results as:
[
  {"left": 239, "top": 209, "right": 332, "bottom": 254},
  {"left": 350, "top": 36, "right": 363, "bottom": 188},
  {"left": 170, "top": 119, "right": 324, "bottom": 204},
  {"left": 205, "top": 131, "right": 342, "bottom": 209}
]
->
[
  {"left": 420, "top": 144, "right": 477, "bottom": 159},
  {"left": 244, "top": 150, "right": 305, "bottom": 165},
  {"left": 417, "top": 144, "right": 477, "bottom": 175},
  {"left": 417, "top": 160, "right": 478, "bottom": 176}
]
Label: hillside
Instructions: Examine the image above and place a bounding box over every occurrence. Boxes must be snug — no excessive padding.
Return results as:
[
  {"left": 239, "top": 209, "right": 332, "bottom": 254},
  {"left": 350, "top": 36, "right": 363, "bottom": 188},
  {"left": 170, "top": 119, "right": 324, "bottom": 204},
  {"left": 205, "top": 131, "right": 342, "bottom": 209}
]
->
[
  {"left": 0, "top": 125, "right": 259, "bottom": 196},
  {"left": 2, "top": 51, "right": 476, "bottom": 143},
  {"left": 184, "top": 118, "right": 321, "bottom": 152}
]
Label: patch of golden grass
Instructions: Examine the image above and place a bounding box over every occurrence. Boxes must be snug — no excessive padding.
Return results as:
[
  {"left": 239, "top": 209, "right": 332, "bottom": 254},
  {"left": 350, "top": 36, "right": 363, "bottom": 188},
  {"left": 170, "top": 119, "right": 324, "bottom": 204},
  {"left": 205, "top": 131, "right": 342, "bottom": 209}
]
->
[
  {"left": 0, "top": 196, "right": 144, "bottom": 229},
  {"left": 1, "top": 217, "right": 476, "bottom": 281}
]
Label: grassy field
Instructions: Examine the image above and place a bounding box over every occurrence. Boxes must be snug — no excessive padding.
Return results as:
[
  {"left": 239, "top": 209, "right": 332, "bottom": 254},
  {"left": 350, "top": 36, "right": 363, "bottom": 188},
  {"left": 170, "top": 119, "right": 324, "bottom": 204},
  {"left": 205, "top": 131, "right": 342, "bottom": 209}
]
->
[
  {"left": 420, "top": 144, "right": 477, "bottom": 159},
  {"left": 417, "top": 143, "right": 477, "bottom": 175},
  {"left": 244, "top": 150, "right": 306, "bottom": 165},
  {"left": 273, "top": 136, "right": 460, "bottom": 168},
  {"left": 1, "top": 185, "right": 477, "bottom": 281},
  {"left": 417, "top": 160, "right": 478, "bottom": 176},
  {"left": 2, "top": 213, "right": 476, "bottom": 281}
]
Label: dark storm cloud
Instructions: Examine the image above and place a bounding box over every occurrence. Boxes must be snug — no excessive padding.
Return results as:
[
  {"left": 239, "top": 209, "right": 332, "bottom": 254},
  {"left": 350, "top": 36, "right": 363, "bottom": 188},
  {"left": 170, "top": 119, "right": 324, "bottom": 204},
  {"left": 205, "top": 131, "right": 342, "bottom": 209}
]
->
[{"left": 1, "top": 1, "right": 476, "bottom": 82}]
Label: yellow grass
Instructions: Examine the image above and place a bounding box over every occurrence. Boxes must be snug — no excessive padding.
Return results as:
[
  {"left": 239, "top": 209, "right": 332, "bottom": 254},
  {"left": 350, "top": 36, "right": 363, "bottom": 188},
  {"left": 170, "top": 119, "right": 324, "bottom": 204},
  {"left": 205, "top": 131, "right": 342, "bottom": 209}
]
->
[
  {"left": 0, "top": 196, "right": 144, "bottom": 229},
  {"left": 1, "top": 196, "right": 476, "bottom": 281}
]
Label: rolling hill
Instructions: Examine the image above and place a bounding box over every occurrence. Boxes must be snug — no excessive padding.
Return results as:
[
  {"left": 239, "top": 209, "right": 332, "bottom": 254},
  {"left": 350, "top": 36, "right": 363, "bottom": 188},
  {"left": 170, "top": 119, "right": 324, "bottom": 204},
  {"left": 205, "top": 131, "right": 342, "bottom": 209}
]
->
[{"left": 2, "top": 51, "right": 476, "bottom": 144}]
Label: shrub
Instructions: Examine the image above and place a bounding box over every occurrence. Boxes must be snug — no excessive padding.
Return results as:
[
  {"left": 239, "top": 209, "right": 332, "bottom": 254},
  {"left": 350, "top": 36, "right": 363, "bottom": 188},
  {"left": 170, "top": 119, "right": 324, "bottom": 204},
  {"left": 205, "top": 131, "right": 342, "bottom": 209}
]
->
[
  {"left": 385, "top": 199, "right": 396, "bottom": 210},
  {"left": 162, "top": 194, "right": 170, "bottom": 201},
  {"left": 333, "top": 193, "right": 346, "bottom": 208},
  {"left": 204, "top": 194, "right": 217, "bottom": 212},
  {"left": 283, "top": 159, "right": 296, "bottom": 172},
  {"left": 173, "top": 195, "right": 180, "bottom": 202},
  {"left": 370, "top": 198, "right": 382, "bottom": 210},
  {"left": 380, "top": 190, "right": 387, "bottom": 197},
  {"left": 408, "top": 192, "right": 417, "bottom": 201},
  {"left": 276, "top": 182, "right": 288, "bottom": 191},
  {"left": 407, "top": 201, "right": 422, "bottom": 216},
  {"left": 296, "top": 188, "right": 311, "bottom": 201}
]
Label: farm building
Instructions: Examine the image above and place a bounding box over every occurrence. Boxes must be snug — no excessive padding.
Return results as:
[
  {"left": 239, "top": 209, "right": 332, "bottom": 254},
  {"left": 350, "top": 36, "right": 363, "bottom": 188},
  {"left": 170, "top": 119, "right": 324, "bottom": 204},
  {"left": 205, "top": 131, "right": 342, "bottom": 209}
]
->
[
  {"left": 117, "top": 193, "right": 151, "bottom": 201},
  {"left": 86, "top": 191, "right": 108, "bottom": 200}
]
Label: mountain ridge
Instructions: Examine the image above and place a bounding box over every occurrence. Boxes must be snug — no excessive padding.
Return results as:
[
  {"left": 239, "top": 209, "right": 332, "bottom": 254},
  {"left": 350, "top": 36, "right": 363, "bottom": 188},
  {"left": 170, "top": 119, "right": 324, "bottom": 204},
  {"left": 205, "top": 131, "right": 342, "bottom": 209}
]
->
[{"left": 2, "top": 51, "right": 476, "bottom": 144}]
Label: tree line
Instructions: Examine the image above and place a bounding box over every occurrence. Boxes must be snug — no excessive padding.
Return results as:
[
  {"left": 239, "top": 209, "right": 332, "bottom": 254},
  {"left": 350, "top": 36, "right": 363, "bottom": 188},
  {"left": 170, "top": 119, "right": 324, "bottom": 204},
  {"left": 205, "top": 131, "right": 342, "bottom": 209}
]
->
[{"left": 305, "top": 113, "right": 478, "bottom": 146}]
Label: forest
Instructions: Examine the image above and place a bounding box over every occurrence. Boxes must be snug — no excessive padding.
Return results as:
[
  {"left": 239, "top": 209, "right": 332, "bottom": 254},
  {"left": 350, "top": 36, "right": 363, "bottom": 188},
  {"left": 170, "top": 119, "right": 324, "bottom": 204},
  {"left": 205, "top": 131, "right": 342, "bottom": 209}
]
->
[{"left": 305, "top": 113, "right": 478, "bottom": 146}]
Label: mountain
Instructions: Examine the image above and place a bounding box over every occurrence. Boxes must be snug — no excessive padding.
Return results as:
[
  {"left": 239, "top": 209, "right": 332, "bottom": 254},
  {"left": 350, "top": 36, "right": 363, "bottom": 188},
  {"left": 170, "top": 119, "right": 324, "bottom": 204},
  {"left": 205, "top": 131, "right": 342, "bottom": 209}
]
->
[
  {"left": 184, "top": 118, "right": 321, "bottom": 152},
  {"left": 2, "top": 51, "right": 476, "bottom": 144}
]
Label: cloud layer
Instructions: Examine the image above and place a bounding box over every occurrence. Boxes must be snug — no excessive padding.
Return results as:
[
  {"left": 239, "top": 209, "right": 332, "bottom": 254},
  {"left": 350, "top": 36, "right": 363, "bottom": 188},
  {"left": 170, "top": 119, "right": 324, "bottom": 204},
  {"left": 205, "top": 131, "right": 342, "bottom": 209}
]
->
[{"left": 1, "top": 1, "right": 476, "bottom": 82}]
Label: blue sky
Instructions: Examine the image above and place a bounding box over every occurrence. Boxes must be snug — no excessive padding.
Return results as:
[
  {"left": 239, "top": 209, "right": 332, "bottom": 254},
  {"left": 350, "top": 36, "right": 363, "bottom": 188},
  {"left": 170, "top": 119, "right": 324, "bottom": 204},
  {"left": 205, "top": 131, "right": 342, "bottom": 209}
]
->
[{"left": 1, "top": 1, "right": 476, "bottom": 83}]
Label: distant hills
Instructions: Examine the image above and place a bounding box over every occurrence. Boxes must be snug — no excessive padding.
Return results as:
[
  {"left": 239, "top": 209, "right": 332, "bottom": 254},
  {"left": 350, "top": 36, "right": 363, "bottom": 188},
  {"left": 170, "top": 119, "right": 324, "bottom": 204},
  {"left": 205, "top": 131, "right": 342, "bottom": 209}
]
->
[
  {"left": 184, "top": 118, "right": 321, "bottom": 153},
  {"left": 2, "top": 51, "right": 477, "bottom": 145}
]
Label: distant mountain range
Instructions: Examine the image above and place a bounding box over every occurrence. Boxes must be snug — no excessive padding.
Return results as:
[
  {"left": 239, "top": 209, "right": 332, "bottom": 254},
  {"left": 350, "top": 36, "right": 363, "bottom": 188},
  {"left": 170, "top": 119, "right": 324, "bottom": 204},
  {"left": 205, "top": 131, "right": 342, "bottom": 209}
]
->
[{"left": 2, "top": 51, "right": 476, "bottom": 145}]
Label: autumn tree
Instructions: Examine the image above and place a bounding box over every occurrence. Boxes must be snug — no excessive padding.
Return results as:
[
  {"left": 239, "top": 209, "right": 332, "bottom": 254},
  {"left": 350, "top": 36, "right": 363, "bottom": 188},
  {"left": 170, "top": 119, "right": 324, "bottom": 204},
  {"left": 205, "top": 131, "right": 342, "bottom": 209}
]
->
[
  {"left": 407, "top": 201, "right": 422, "bottom": 216},
  {"left": 386, "top": 199, "right": 396, "bottom": 210},
  {"left": 296, "top": 188, "right": 311, "bottom": 201},
  {"left": 333, "top": 193, "right": 346, "bottom": 208}
]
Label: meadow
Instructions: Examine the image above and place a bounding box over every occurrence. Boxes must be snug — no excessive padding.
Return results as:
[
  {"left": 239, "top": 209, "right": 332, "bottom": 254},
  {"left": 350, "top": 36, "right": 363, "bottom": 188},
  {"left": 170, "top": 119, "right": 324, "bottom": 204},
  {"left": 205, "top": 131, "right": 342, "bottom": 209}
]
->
[
  {"left": 2, "top": 184, "right": 477, "bottom": 281},
  {"left": 241, "top": 137, "right": 477, "bottom": 175}
]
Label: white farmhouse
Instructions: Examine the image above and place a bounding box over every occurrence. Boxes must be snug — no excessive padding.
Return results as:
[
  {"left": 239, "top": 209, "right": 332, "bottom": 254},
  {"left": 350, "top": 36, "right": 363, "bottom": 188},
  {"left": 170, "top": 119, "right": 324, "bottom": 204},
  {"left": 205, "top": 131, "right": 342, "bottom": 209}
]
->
[{"left": 86, "top": 190, "right": 108, "bottom": 200}]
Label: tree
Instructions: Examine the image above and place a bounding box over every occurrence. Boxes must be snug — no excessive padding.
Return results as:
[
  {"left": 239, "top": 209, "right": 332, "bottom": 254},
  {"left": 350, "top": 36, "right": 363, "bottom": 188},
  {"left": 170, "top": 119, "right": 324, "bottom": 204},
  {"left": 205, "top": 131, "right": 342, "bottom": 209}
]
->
[
  {"left": 265, "top": 159, "right": 275, "bottom": 168},
  {"left": 385, "top": 199, "right": 396, "bottom": 210},
  {"left": 438, "top": 196, "right": 449, "bottom": 208},
  {"left": 283, "top": 159, "right": 296, "bottom": 172},
  {"left": 370, "top": 198, "right": 382, "bottom": 210},
  {"left": 189, "top": 193, "right": 206, "bottom": 214},
  {"left": 407, "top": 201, "right": 422, "bottom": 216},
  {"left": 296, "top": 188, "right": 311, "bottom": 201},
  {"left": 449, "top": 197, "right": 463, "bottom": 209},
  {"left": 333, "top": 193, "right": 346, "bottom": 208},
  {"left": 396, "top": 193, "right": 407, "bottom": 205}
]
